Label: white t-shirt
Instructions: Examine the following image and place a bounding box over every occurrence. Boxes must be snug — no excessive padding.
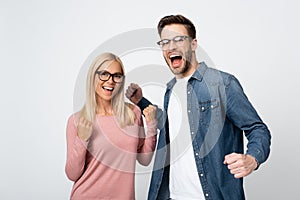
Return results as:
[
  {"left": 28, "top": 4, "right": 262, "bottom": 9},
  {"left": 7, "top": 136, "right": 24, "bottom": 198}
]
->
[{"left": 167, "top": 76, "right": 205, "bottom": 200}]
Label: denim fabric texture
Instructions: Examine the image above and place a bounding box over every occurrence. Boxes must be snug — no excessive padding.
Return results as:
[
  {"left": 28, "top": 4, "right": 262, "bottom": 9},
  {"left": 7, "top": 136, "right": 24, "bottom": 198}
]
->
[{"left": 138, "top": 62, "right": 271, "bottom": 200}]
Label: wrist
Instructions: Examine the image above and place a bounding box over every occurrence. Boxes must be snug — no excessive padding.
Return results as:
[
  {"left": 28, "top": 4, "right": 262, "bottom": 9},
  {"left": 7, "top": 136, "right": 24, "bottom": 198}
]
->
[{"left": 246, "top": 154, "right": 259, "bottom": 170}]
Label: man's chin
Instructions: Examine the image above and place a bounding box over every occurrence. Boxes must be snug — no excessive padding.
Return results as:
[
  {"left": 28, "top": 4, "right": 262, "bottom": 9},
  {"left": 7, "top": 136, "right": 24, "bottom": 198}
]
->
[{"left": 170, "top": 66, "right": 182, "bottom": 74}]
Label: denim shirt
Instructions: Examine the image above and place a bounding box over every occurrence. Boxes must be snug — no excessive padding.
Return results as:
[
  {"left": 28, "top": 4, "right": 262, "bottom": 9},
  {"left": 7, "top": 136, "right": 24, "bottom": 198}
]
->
[{"left": 138, "top": 62, "right": 271, "bottom": 200}]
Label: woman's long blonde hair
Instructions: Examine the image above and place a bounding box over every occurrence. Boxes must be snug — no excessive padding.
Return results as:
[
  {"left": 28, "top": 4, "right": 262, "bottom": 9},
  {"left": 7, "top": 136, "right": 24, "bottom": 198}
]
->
[{"left": 80, "top": 52, "right": 135, "bottom": 127}]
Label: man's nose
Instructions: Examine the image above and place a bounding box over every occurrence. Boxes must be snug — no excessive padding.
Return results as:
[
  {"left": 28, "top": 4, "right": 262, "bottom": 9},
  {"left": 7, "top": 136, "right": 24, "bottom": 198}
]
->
[{"left": 168, "top": 40, "right": 177, "bottom": 50}]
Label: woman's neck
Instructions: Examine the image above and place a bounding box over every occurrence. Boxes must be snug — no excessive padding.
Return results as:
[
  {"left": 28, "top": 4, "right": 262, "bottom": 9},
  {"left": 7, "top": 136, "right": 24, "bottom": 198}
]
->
[{"left": 96, "top": 99, "right": 114, "bottom": 116}]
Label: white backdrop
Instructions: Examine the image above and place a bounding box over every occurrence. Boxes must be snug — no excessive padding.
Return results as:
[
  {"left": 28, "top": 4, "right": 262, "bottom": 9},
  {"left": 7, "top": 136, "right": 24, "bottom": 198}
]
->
[{"left": 1, "top": 0, "right": 299, "bottom": 199}]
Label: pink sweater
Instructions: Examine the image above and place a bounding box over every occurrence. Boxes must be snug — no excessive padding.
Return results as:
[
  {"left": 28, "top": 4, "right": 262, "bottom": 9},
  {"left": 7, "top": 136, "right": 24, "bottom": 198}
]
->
[{"left": 65, "top": 105, "right": 157, "bottom": 200}]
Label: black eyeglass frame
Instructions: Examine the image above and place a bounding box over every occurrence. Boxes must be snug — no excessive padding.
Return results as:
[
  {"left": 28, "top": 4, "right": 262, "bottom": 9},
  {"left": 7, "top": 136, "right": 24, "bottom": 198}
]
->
[{"left": 95, "top": 70, "right": 124, "bottom": 83}]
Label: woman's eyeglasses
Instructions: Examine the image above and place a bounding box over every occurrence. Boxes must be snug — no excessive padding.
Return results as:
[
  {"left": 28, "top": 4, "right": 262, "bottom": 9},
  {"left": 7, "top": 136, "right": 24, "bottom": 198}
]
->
[{"left": 95, "top": 70, "right": 124, "bottom": 83}]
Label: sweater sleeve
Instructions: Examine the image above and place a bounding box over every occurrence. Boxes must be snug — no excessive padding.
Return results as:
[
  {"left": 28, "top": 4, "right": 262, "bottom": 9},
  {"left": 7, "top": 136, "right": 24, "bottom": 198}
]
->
[
  {"left": 65, "top": 114, "right": 88, "bottom": 182},
  {"left": 134, "top": 106, "right": 158, "bottom": 166}
]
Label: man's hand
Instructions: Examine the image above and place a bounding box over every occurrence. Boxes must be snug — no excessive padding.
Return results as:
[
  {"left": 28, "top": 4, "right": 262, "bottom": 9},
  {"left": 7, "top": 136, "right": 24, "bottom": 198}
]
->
[
  {"left": 125, "top": 83, "right": 143, "bottom": 105},
  {"left": 223, "top": 153, "right": 258, "bottom": 179},
  {"left": 77, "top": 117, "right": 93, "bottom": 142}
]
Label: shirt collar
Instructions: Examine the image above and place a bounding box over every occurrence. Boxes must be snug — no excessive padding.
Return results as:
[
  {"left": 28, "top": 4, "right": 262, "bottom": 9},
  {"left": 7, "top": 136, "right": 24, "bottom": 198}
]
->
[{"left": 166, "top": 62, "right": 208, "bottom": 89}]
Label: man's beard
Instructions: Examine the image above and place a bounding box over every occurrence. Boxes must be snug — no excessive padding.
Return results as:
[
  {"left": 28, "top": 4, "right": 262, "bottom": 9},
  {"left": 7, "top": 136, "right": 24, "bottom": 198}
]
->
[{"left": 167, "top": 49, "right": 193, "bottom": 76}]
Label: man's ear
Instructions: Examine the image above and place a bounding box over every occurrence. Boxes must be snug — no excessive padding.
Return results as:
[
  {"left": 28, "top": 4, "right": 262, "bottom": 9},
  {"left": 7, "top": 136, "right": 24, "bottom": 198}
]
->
[{"left": 191, "top": 38, "right": 197, "bottom": 51}]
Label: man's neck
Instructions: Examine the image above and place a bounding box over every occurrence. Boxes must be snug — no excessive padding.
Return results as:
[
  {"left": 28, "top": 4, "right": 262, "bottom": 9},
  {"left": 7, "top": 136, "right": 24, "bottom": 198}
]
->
[{"left": 175, "top": 61, "right": 199, "bottom": 79}]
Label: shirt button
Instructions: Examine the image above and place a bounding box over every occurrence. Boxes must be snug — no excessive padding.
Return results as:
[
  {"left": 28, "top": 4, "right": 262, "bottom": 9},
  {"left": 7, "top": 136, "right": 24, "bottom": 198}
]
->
[
  {"left": 195, "top": 152, "right": 199, "bottom": 156},
  {"left": 200, "top": 173, "right": 204, "bottom": 177},
  {"left": 205, "top": 193, "right": 209, "bottom": 197},
  {"left": 191, "top": 132, "right": 194, "bottom": 135},
  {"left": 188, "top": 91, "right": 191, "bottom": 94},
  {"left": 188, "top": 110, "right": 191, "bottom": 113},
  {"left": 201, "top": 106, "right": 205, "bottom": 111}
]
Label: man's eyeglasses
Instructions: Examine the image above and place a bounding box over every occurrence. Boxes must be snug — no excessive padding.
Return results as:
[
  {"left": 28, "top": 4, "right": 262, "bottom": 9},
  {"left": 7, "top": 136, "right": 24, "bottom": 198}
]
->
[
  {"left": 95, "top": 70, "right": 124, "bottom": 83},
  {"left": 157, "top": 35, "right": 191, "bottom": 50}
]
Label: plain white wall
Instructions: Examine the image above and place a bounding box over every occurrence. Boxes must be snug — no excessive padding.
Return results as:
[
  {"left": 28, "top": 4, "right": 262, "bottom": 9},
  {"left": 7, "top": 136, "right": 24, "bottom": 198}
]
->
[{"left": 1, "top": 0, "right": 299, "bottom": 199}]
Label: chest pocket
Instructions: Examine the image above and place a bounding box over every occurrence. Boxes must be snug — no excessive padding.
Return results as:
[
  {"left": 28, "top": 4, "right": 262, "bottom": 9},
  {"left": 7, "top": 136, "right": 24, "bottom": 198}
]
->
[{"left": 198, "top": 99, "right": 220, "bottom": 127}]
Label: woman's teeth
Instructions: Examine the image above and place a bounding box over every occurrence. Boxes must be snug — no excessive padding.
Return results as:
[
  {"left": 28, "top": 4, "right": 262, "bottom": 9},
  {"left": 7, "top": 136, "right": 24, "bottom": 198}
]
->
[{"left": 103, "top": 86, "right": 114, "bottom": 91}]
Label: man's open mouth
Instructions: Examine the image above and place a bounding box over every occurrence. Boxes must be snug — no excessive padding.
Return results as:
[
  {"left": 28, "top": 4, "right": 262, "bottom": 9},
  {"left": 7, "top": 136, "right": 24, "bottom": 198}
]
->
[{"left": 170, "top": 54, "right": 183, "bottom": 66}]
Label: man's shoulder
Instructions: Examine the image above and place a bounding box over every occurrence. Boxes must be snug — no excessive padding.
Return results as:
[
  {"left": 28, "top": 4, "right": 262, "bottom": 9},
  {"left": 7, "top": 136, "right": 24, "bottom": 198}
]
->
[
  {"left": 205, "top": 65, "right": 232, "bottom": 77},
  {"left": 201, "top": 64, "right": 234, "bottom": 85}
]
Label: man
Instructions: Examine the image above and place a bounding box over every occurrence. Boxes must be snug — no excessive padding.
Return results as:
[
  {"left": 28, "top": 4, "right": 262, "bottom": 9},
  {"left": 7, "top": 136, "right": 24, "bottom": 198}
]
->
[{"left": 126, "top": 14, "right": 271, "bottom": 200}]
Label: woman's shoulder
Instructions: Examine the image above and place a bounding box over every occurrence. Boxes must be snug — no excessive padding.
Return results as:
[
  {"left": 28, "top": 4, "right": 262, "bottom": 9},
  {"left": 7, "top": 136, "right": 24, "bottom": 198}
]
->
[
  {"left": 67, "top": 111, "right": 81, "bottom": 126},
  {"left": 126, "top": 103, "right": 141, "bottom": 117}
]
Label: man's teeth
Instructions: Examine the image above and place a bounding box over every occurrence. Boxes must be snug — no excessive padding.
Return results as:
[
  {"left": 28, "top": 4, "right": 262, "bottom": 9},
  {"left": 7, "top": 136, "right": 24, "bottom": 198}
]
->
[
  {"left": 103, "top": 86, "right": 114, "bottom": 91},
  {"left": 169, "top": 54, "right": 182, "bottom": 62},
  {"left": 169, "top": 54, "right": 180, "bottom": 59}
]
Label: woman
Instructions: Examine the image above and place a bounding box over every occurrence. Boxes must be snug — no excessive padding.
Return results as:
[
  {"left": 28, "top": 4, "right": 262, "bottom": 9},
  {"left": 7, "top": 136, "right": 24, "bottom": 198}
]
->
[{"left": 65, "top": 52, "right": 157, "bottom": 200}]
